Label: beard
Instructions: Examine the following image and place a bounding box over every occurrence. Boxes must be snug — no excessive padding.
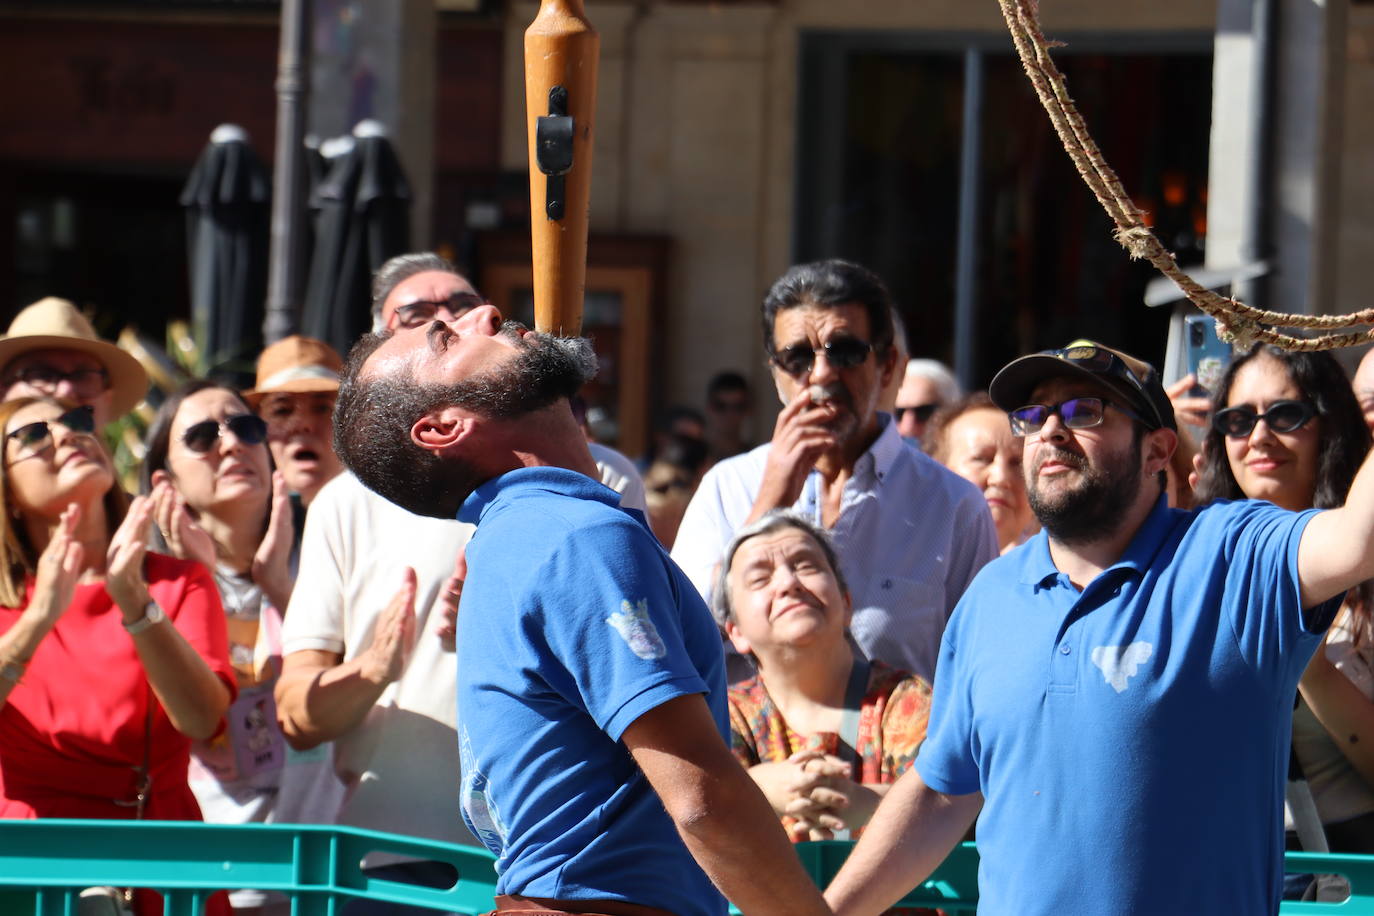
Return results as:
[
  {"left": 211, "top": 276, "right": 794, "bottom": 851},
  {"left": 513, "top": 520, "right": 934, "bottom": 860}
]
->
[
  {"left": 427, "top": 322, "right": 599, "bottom": 419},
  {"left": 1027, "top": 434, "right": 1143, "bottom": 545}
]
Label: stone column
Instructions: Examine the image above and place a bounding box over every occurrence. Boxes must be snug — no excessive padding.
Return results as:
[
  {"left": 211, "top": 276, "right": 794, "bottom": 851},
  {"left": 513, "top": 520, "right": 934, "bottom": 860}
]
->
[
  {"left": 310, "top": 0, "right": 436, "bottom": 248},
  {"left": 1206, "top": 0, "right": 1347, "bottom": 315}
]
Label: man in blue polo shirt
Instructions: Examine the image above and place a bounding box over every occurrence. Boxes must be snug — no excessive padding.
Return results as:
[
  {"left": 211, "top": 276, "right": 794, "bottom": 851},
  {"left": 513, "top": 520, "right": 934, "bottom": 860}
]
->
[
  {"left": 332, "top": 304, "right": 831, "bottom": 916},
  {"left": 824, "top": 340, "right": 1374, "bottom": 916}
]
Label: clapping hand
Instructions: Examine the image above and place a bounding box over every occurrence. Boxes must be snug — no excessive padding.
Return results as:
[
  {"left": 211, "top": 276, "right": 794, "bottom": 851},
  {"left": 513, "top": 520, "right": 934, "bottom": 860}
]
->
[
  {"left": 434, "top": 547, "right": 466, "bottom": 652},
  {"left": 151, "top": 482, "right": 216, "bottom": 571},
  {"left": 360, "top": 567, "right": 417, "bottom": 686},
  {"left": 106, "top": 494, "right": 155, "bottom": 616},
  {"left": 250, "top": 471, "right": 295, "bottom": 612},
  {"left": 30, "top": 504, "right": 85, "bottom": 624}
]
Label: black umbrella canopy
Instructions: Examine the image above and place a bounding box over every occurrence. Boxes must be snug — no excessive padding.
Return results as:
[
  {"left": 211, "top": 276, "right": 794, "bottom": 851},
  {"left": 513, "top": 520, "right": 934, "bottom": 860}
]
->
[
  {"left": 180, "top": 124, "right": 271, "bottom": 382},
  {"left": 301, "top": 121, "right": 411, "bottom": 356}
]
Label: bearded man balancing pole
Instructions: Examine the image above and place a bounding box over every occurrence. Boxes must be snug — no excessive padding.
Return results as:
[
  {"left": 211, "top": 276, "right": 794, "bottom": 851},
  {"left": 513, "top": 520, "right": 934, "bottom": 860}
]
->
[
  {"left": 334, "top": 306, "right": 831, "bottom": 916},
  {"left": 825, "top": 340, "right": 1374, "bottom": 916}
]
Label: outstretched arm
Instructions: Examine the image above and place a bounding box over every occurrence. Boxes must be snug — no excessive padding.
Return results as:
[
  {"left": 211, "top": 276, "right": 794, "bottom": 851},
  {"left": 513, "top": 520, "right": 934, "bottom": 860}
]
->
[
  {"left": 1299, "top": 451, "right": 1374, "bottom": 608},
  {"left": 824, "top": 768, "right": 981, "bottom": 916},
  {"left": 623, "top": 694, "right": 832, "bottom": 916}
]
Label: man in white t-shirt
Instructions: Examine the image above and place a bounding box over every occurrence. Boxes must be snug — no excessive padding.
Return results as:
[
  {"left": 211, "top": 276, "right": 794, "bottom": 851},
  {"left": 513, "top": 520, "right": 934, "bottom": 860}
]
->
[{"left": 275, "top": 254, "right": 644, "bottom": 912}]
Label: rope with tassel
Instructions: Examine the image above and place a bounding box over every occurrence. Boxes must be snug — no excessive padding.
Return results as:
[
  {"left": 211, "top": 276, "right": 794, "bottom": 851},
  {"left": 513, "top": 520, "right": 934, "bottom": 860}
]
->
[{"left": 999, "top": 0, "right": 1373, "bottom": 351}]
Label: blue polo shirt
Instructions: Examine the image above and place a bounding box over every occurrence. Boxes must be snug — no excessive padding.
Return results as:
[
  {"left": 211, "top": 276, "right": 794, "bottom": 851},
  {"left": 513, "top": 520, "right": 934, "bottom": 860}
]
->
[
  {"left": 454, "top": 467, "right": 728, "bottom": 916},
  {"left": 917, "top": 495, "right": 1339, "bottom": 916}
]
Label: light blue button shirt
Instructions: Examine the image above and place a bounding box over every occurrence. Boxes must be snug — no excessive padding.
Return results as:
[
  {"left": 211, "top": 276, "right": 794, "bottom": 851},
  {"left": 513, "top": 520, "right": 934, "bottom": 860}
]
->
[{"left": 672, "top": 413, "right": 998, "bottom": 682}]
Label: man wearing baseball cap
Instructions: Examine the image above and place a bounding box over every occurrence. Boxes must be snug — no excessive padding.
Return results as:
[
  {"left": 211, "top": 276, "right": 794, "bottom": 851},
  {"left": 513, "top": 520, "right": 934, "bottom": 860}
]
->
[
  {"left": 0, "top": 297, "right": 148, "bottom": 428},
  {"left": 826, "top": 339, "right": 1374, "bottom": 915}
]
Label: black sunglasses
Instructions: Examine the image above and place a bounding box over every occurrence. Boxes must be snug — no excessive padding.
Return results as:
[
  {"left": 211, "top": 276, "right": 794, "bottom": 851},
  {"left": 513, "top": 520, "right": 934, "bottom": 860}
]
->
[
  {"left": 771, "top": 337, "right": 874, "bottom": 378},
  {"left": 1008, "top": 397, "right": 1145, "bottom": 438},
  {"left": 6, "top": 405, "right": 97, "bottom": 454},
  {"left": 895, "top": 403, "right": 940, "bottom": 424},
  {"left": 181, "top": 413, "right": 268, "bottom": 454},
  {"left": 393, "top": 292, "right": 488, "bottom": 329},
  {"left": 1212, "top": 400, "right": 1316, "bottom": 438}
]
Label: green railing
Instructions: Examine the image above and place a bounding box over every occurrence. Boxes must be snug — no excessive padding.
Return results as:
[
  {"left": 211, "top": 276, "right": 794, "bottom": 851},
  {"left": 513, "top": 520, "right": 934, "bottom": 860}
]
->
[{"left": 0, "top": 821, "right": 1368, "bottom": 914}]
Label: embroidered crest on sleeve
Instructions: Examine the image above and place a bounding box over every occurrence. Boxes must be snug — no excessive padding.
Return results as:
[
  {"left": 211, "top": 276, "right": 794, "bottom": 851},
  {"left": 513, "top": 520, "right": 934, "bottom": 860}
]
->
[
  {"left": 1090, "top": 641, "right": 1153, "bottom": 693},
  {"left": 606, "top": 598, "right": 668, "bottom": 660},
  {"left": 460, "top": 725, "right": 508, "bottom": 860}
]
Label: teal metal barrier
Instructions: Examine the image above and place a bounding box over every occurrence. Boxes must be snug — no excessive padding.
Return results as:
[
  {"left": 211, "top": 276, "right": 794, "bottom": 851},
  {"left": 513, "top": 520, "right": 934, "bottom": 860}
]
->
[
  {"left": 0, "top": 821, "right": 1369, "bottom": 914},
  {"left": 0, "top": 820, "right": 499, "bottom": 915}
]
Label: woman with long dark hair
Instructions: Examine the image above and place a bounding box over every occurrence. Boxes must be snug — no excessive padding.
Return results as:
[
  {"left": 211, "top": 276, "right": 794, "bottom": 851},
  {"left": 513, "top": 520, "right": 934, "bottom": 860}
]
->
[
  {"left": 142, "top": 380, "right": 342, "bottom": 914},
  {"left": 1196, "top": 345, "right": 1374, "bottom": 854}
]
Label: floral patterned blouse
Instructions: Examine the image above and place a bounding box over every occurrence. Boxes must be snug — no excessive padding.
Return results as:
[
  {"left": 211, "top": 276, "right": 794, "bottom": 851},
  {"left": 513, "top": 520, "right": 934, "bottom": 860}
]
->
[
  {"left": 728, "top": 660, "right": 937, "bottom": 916},
  {"left": 728, "top": 660, "right": 932, "bottom": 828}
]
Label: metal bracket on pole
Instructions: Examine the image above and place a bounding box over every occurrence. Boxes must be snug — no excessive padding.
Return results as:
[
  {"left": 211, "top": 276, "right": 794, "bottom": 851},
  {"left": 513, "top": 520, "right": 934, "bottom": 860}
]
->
[{"left": 536, "top": 86, "right": 575, "bottom": 221}]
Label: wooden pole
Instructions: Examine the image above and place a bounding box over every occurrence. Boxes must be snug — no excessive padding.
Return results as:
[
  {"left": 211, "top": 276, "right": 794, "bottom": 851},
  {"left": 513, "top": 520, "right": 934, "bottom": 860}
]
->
[{"left": 524, "top": 0, "right": 599, "bottom": 337}]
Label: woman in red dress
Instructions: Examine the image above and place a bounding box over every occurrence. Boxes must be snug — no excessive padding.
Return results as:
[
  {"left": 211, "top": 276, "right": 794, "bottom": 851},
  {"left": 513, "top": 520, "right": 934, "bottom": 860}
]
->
[{"left": 0, "top": 396, "right": 235, "bottom": 914}]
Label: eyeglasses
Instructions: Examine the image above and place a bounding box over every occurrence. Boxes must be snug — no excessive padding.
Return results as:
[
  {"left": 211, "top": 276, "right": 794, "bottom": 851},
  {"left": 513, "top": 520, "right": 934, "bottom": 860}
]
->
[
  {"left": 771, "top": 337, "right": 874, "bottom": 378},
  {"left": 1212, "top": 400, "right": 1316, "bottom": 438},
  {"left": 1008, "top": 397, "right": 1145, "bottom": 438},
  {"left": 181, "top": 413, "right": 268, "bottom": 454},
  {"left": 895, "top": 403, "right": 940, "bottom": 425},
  {"left": 7, "top": 365, "right": 109, "bottom": 398},
  {"left": 392, "top": 292, "right": 487, "bottom": 330},
  {"left": 6, "top": 405, "right": 97, "bottom": 458}
]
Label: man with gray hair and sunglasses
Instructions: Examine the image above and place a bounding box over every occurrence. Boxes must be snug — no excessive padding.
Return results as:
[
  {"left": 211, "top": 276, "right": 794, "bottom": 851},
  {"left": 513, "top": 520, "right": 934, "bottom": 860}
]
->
[
  {"left": 825, "top": 339, "right": 1374, "bottom": 916},
  {"left": 673, "top": 259, "right": 996, "bottom": 684}
]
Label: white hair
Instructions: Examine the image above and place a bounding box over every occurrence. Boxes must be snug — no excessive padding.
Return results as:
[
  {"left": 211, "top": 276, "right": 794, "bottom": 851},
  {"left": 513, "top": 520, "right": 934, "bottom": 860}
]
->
[{"left": 903, "top": 359, "right": 961, "bottom": 402}]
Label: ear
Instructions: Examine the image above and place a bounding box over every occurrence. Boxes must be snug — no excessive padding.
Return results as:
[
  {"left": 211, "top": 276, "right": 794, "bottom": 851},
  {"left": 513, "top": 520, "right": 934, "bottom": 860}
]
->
[
  {"left": 1143, "top": 427, "right": 1178, "bottom": 479},
  {"left": 842, "top": 588, "right": 854, "bottom": 628},
  {"left": 150, "top": 469, "right": 172, "bottom": 489},
  {"left": 724, "top": 620, "right": 752, "bottom": 657},
  {"left": 411, "top": 407, "right": 479, "bottom": 456},
  {"left": 876, "top": 342, "right": 899, "bottom": 393}
]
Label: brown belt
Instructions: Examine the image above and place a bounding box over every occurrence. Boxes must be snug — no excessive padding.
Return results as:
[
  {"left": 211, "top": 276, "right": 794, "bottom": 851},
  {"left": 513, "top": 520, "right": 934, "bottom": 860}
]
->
[{"left": 490, "top": 894, "right": 679, "bottom": 916}]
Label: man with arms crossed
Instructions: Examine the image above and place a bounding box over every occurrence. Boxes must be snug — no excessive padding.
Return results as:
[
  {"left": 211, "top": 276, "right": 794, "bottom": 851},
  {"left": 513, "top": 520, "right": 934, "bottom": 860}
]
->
[
  {"left": 826, "top": 341, "right": 1371, "bottom": 916},
  {"left": 333, "top": 304, "right": 828, "bottom": 916}
]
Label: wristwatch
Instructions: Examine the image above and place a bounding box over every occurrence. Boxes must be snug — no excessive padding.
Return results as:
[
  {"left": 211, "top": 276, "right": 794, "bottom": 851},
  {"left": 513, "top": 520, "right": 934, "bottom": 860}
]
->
[{"left": 123, "top": 601, "right": 167, "bottom": 635}]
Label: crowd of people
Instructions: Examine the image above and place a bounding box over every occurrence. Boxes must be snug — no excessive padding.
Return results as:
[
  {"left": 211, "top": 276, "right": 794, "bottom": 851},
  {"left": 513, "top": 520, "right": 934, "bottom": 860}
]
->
[{"left": 3, "top": 251, "right": 1374, "bottom": 916}]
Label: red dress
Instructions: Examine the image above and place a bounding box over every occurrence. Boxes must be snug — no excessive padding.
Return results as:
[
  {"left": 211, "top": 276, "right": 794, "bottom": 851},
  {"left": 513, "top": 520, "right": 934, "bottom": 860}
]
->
[{"left": 0, "top": 553, "right": 237, "bottom": 914}]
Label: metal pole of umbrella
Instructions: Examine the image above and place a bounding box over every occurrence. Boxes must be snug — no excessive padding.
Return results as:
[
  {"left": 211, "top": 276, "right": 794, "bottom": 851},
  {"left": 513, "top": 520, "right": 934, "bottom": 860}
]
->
[{"left": 264, "top": 0, "right": 312, "bottom": 345}]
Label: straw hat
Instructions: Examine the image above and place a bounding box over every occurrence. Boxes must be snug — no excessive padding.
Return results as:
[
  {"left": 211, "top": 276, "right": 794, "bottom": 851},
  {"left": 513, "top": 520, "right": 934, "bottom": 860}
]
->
[
  {"left": 0, "top": 297, "right": 150, "bottom": 417},
  {"left": 243, "top": 335, "right": 343, "bottom": 406}
]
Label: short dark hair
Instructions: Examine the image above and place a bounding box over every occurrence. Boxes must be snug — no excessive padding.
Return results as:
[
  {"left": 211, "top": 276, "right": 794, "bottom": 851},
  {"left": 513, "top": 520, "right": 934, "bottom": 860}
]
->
[
  {"left": 761, "top": 260, "right": 895, "bottom": 360},
  {"left": 707, "top": 371, "right": 750, "bottom": 399},
  {"left": 333, "top": 333, "right": 486, "bottom": 519},
  {"left": 370, "top": 252, "right": 461, "bottom": 324},
  {"left": 1195, "top": 346, "right": 1370, "bottom": 510}
]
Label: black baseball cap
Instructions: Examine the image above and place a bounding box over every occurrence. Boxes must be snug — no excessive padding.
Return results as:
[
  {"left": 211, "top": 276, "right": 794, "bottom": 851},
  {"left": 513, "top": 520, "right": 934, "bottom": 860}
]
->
[{"left": 988, "top": 340, "right": 1177, "bottom": 432}]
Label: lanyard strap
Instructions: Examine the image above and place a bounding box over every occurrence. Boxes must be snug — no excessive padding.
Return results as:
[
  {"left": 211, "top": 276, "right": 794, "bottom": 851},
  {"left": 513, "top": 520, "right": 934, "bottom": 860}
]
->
[{"left": 836, "top": 651, "right": 870, "bottom": 765}]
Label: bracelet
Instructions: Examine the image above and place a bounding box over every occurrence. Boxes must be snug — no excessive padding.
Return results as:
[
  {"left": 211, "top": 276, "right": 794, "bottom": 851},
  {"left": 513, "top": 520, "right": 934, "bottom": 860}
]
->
[{"left": 0, "top": 657, "right": 26, "bottom": 684}]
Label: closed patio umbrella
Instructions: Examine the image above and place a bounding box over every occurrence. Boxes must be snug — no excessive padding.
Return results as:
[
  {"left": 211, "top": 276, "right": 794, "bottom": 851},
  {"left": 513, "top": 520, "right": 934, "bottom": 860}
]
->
[
  {"left": 180, "top": 124, "right": 271, "bottom": 381},
  {"left": 301, "top": 120, "right": 411, "bottom": 355}
]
